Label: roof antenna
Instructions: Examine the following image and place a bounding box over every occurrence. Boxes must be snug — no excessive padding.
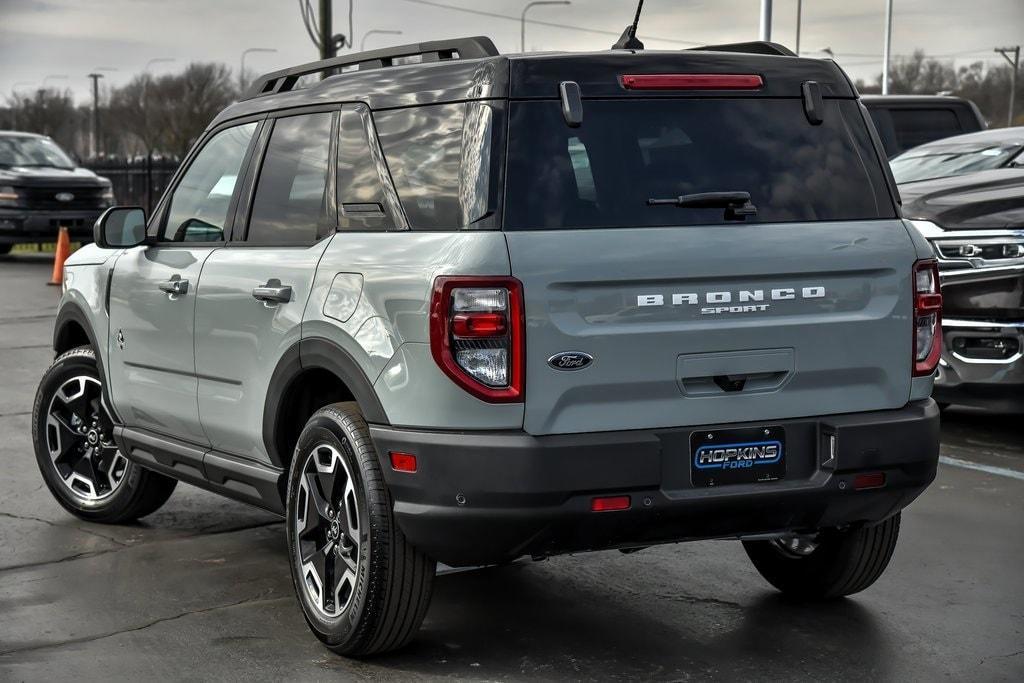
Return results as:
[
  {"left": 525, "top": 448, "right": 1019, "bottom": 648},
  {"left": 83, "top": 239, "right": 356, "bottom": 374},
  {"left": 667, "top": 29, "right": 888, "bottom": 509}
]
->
[{"left": 612, "top": 0, "right": 645, "bottom": 50}]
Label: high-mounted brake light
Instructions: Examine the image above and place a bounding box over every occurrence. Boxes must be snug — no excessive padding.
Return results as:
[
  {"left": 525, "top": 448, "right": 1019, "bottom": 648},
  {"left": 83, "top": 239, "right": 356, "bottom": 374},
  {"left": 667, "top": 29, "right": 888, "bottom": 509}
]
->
[
  {"left": 913, "top": 259, "right": 943, "bottom": 377},
  {"left": 619, "top": 74, "right": 764, "bottom": 91},
  {"left": 430, "top": 276, "right": 525, "bottom": 403}
]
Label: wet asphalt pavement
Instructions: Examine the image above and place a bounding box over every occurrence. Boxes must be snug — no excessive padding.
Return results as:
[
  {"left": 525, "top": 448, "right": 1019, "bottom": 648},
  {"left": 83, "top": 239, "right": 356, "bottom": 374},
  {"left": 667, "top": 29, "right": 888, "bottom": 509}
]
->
[{"left": 0, "top": 253, "right": 1021, "bottom": 681}]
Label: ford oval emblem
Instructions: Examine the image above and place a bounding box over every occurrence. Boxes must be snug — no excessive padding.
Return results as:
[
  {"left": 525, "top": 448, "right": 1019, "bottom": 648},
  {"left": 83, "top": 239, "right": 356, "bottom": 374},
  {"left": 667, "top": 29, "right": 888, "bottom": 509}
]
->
[
  {"left": 547, "top": 351, "right": 593, "bottom": 371},
  {"left": 55, "top": 192, "right": 74, "bottom": 202}
]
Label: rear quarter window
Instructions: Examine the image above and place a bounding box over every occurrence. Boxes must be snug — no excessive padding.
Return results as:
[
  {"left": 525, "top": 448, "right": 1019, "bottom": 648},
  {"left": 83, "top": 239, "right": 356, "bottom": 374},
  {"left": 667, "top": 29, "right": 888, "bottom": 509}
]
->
[{"left": 373, "top": 102, "right": 503, "bottom": 230}]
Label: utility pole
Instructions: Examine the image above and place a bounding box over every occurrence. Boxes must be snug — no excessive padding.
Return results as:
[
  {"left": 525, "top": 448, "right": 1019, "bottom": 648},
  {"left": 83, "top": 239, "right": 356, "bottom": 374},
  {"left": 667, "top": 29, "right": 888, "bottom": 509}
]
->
[
  {"left": 87, "top": 73, "right": 103, "bottom": 159},
  {"left": 995, "top": 46, "right": 1020, "bottom": 126},
  {"left": 319, "top": 0, "right": 335, "bottom": 60},
  {"left": 759, "top": 0, "right": 772, "bottom": 42},
  {"left": 882, "top": 0, "right": 894, "bottom": 94}
]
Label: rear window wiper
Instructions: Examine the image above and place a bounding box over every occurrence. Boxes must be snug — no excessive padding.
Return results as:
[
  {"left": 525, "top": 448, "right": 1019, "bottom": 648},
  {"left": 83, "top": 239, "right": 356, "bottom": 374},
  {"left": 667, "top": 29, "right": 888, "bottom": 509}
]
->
[{"left": 647, "top": 191, "right": 757, "bottom": 220}]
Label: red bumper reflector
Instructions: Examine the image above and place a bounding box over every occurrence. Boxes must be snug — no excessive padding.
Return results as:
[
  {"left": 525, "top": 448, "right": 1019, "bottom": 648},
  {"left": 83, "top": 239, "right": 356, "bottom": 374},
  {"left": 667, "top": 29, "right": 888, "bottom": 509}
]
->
[
  {"left": 619, "top": 74, "right": 764, "bottom": 90},
  {"left": 853, "top": 472, "right": 886, "bottom": 490},
  {"left": 389, "top": 451, "right": 417, "bottom": 473},
  {"left": 591, "top": 495, "right": 631, "bottom": 512}
]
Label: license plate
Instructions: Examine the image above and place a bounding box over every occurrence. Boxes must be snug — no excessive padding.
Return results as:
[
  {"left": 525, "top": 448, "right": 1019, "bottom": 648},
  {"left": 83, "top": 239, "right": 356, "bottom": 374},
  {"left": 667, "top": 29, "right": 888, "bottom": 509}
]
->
[{"left": 690, "top": 426, "right": 785, "bottom": 487}]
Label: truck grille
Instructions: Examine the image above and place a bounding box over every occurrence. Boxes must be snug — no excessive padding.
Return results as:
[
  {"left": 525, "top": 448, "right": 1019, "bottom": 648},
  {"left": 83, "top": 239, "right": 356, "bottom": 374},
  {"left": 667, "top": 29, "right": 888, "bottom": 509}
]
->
[{"left": 21, "top": 186, "right": 107, "bottom": 210}]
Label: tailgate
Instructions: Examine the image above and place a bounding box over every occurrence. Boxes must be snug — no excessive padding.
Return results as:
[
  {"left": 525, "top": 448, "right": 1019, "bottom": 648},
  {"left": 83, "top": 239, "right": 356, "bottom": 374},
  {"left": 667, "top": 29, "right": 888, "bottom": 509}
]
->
[{"left": 508, "top": 222, "right": 916, "bottom": 435}]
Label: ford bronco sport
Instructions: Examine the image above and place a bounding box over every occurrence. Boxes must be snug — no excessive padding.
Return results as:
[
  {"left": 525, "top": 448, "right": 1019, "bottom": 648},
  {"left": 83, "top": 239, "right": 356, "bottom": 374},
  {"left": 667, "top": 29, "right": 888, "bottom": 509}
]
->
[{"left": 33, "top": 36, "right": 942, "bottom": 656}]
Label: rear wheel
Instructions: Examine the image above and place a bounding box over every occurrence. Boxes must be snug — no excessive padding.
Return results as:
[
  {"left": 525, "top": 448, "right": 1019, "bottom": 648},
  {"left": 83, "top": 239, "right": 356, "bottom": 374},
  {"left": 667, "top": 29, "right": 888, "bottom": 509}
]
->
[
  {"left": 32, "top": 347, "right": 177, "bottom": 523},
  {"left": 286, "top": 402, "right": 435, "bottom": 656},
  {"left": 742, "top": 514, "right": 901, "bottom": 599}
]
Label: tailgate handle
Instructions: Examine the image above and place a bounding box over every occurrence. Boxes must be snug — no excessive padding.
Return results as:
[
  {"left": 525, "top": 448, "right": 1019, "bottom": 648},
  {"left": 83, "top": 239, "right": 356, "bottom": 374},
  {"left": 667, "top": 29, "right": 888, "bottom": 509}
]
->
[
  {"left": 713, "top": 375, "right": 747, "bottom": 392},
  {"left": 677, "top": 349, "right": 795, "bottom": 397}
]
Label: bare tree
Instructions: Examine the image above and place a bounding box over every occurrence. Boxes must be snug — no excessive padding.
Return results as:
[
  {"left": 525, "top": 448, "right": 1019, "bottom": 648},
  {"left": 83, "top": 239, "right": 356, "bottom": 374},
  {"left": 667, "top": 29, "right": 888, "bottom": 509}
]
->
[{"left": 108, "top": 62, "right": 239, "bottom": 158}]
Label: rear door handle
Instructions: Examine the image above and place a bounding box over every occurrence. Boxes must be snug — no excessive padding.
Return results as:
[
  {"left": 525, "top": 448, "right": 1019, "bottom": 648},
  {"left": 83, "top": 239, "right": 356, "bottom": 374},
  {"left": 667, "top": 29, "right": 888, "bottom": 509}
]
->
[
  {"left": 158, "top": 276, "right": 189, "bottom": 297},
  {"left": 252, "top": 279, "right": 292, "bottom": 304}
]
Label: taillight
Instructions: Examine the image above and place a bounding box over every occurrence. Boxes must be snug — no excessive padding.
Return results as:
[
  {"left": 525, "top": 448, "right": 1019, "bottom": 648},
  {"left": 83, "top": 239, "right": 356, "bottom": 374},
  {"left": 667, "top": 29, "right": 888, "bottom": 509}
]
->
[
  {"left": 619, "top": 74, "right": 764, "bottom": 90},
  {"left": 913, "top": 259, "right": 942, "bottom": 377},
  {"left": 430, "top": 276, "right": 525, "bottom": 403}
]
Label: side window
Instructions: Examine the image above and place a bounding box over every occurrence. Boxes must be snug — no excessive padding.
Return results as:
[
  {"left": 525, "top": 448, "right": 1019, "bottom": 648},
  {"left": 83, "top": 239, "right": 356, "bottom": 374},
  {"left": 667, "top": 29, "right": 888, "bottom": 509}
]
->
[
  {"left": 373, "top": 102, "right": 498, "bottom": 230},
  {"left": 890, "top": 108, "right": 962, "bottom": 151},
  {"left": 246, "top": 111, "right": 335, "bottom": 244},
  {"left": 162, "top": 122, "right": 257, "bottom": 242},
  {"left": 337, "top": 106, "right": 395, "bottom": 231}
]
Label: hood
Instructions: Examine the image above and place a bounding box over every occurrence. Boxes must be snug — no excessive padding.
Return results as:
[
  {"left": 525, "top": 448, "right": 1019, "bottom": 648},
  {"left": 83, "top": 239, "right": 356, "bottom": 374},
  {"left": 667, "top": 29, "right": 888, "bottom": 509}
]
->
[
  {"left": 0, "top": 166, "right": 106, "bottom": 187},
  {"left": 898, "top": 167, "right": 1024, "bottom": 231}
]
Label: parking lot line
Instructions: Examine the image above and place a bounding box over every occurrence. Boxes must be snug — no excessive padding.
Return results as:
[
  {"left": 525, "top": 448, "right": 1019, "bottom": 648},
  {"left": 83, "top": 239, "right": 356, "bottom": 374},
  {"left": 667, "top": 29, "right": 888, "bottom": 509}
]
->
[{"left": 939, "top": 455, "right": 1024, "bottom": 482}]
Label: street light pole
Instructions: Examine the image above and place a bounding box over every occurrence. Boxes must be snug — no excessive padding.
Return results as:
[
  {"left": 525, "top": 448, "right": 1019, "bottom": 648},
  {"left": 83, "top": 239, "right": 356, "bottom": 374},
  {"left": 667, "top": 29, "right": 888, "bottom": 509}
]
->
[
  {"left": 42, "top": 74, "right": 69, "bottom": 91},
  {"left": 794, "top": 0, "right": 802, "bottom": 55},
  {"left": 87, "top": 73, "right": 103, "bottom": 159},
  {"left": 996, "top": 46, "right": 1020, "bottom": 126},
  {"left": 882, "top": 0, "right": 894, "bottom": 94},
  {"left": 759, "top": 0, "right": 772, "bottom": 42},
  {"left": 361, "top": 29, "right": 403, "bottom": 52},
  {"left": 240, "top": 48, "right": 277, "bottom": 91},
  {"left": 520, "top": 1, "right": 571, "bottom": 53}
]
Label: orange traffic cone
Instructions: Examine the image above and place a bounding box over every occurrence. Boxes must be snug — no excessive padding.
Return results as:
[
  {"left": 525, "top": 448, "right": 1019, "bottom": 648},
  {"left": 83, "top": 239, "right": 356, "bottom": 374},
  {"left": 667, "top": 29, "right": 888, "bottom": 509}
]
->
[{"left": 48, "top": 226, "right": 71, "bottom": 287}]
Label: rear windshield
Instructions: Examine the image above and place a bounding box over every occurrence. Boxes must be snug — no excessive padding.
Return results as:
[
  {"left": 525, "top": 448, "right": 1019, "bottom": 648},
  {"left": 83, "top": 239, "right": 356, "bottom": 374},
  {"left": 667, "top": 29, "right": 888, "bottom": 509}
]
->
[{"left": 504, "top": 98, "right": 896, "bottom": 230}]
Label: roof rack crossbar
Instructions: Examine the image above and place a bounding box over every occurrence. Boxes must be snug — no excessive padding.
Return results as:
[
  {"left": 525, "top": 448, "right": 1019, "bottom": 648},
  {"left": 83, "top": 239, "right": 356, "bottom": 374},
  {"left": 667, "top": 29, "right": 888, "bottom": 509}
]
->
[{"left": 242, "top": 36, "right": 499, "bottom": 101}]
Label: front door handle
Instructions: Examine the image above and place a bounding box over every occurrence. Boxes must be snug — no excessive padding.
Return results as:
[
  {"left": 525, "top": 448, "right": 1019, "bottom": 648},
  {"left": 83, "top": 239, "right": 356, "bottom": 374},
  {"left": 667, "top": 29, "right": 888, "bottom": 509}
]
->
[
  {"left": 252, "top": 279, "right": 292, "bottom": 304},
  {"left": 158, "top": 276, "right": 189, "bottom": 297}
]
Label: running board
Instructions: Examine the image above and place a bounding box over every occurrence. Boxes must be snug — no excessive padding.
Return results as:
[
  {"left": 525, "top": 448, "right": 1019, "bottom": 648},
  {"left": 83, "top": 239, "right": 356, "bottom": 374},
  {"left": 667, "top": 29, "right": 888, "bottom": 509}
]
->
[{"left": 114, "top": 426, "right": 285, "bottom": 515}]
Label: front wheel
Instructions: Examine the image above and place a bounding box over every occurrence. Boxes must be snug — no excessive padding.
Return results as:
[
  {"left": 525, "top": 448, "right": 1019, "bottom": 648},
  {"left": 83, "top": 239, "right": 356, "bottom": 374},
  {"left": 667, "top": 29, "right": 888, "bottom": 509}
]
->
[
  {"left": 743, "top": 514, "right": 901, "bottom": 599},
  {"left": 31, "top": 347, "right": 177, "bottom": 523},
  {"left": 286, "top": 402, "right": 435, "bottom": 656}
]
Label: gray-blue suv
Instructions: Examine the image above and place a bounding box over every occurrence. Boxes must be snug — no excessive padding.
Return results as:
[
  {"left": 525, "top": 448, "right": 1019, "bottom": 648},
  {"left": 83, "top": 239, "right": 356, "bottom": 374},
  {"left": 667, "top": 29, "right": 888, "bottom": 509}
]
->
[{"left": 33, "top": 37, "right": 942, "bottom": 655}]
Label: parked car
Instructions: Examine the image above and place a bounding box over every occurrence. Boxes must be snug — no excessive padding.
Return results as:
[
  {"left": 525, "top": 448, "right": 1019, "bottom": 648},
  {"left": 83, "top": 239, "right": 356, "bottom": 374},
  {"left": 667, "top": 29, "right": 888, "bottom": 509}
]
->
[
  {"left": 894, "top": 127, "right": 1024, "bottom": 411},
  {"left": 34, "top": 37, "right": 941, "bottom": 656},
  {"left": 0, "top": 131, "right": 114, "bottom": 253},
  {"left": 862, "top": 95, "right": 986, "bottom": 157}
]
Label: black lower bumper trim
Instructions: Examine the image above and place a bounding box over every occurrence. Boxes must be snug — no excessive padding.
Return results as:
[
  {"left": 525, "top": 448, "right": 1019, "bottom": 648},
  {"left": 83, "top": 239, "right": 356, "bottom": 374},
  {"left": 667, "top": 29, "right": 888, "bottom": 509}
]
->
[{"left": 369, "top": 400, "right": 940, "bottom": 566}]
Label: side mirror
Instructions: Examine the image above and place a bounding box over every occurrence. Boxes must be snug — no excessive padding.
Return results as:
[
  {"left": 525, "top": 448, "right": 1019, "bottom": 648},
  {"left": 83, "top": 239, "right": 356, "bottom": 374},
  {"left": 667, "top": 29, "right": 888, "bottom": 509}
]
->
[{"left": 93, "top": 206, "right": 147, "bottom": 249}]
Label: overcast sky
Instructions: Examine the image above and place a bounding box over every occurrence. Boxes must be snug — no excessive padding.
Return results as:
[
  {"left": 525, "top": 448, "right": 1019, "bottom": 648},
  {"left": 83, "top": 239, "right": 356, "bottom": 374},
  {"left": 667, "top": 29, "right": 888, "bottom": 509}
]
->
[{"left": 2, "top": 0, "right": 1022, "bottom": 104}]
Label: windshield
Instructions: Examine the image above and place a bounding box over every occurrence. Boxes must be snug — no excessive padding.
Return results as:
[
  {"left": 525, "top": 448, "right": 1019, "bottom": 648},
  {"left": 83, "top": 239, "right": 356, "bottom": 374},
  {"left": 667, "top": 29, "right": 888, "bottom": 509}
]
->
[
  {"left": 0, "top": 135, "right": 75, "bottom": 170},
  {"left": 504, "top": 98, "right": 895, "bottom": 229},
  {"left": 891, "top": 140, "right": 1023, "bottom": 184}
]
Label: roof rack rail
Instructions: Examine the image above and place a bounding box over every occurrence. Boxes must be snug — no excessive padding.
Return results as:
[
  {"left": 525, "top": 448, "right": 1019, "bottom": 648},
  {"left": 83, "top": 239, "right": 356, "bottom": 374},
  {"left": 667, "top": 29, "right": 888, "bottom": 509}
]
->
[
  {"left": 689, "top": 41, "right": 797, "bottom": 57},
  {"left": 242, "top": 36, "right": 499, "bottom": 101}
]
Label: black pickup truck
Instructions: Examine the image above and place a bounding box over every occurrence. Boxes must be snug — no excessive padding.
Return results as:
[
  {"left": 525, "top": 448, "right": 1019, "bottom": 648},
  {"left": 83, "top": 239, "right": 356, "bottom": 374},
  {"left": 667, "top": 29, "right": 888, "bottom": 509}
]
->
[{"left": 0, "top": 131, "right": 113, "bottom": 253}]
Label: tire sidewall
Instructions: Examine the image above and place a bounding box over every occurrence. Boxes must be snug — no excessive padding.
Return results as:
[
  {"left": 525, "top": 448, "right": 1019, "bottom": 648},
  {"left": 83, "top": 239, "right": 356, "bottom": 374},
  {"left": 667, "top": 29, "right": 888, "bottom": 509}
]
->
[
  {"left": 286, "top": 412, "right": 374, "bottom": 649},
  {"left": 32, "top": 348, "right": 144, "bottom": 518}
]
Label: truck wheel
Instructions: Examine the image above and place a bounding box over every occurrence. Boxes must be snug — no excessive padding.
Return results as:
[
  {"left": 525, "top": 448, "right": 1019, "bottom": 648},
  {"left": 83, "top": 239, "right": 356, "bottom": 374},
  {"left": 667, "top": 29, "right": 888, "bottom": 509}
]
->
[
  {"left": 742, "top": 514, "right": 901, "bottom": 599},
  {"left": 32, "top": 346, "right": 177, "bottom": 523},
  {"left": 286, "top": 402, "right": 435, "bottom": 656}
]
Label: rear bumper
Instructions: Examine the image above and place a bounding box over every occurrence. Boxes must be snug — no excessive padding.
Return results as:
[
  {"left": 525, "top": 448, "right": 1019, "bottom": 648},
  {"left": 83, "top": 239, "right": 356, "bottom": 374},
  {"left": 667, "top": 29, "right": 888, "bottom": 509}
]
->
[
  {"left": 934, "top": 319, "right": 1024, "bottom": 412},
  {"left": 369, "top": 399, "right": 940, "bottom": 566},
  {"left": 0, "top": 209, "right": 101, "bottom": 243}
]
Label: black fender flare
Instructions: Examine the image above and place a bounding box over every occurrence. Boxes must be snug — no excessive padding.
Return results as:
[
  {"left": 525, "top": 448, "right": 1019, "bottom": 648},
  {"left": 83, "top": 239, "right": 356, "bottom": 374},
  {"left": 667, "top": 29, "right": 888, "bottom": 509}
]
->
[
  {"left": 53, "top": 302, "right": 122, "bottom": 424},
  {"left": 262, "top": 337, "right": 389, "bottom": 468}
]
